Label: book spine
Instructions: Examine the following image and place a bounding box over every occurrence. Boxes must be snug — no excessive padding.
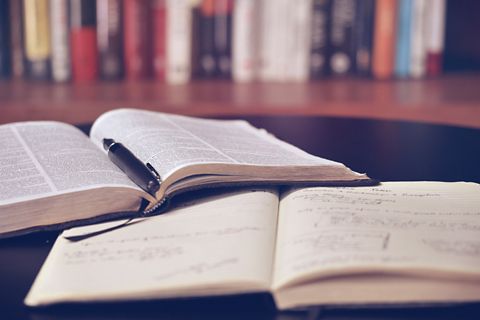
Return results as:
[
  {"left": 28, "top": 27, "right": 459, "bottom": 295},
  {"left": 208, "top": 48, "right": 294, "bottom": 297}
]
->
[
  {"left": 166, "top": 0, "right": 192, "bottom": 84},
  {"left": 190, "top": 0, "right": 203, "bottom": 79},
  {"left": 23, "top": 0, "right": 51, "bottom": 80},
  {"left": 0, "top": 0, "right": 11, "bottom": 78},
  {"left": 123, "top": 0, "right": 152, "bottom": 80},
  {"left": 287, "top": 0, "right": 312, "bottom": 82},
  {"left": 310, "top": 0, "right": 331, "bottom": 79},
  {"left": 394, "top": 0, "right": 412, "bottom": 78},
  {"left": 50, "top": 0, "right": 71, "bottom": 82},
  {"left": 70, "top": 0, "right": 97, "bottom": 83},
  {"left": 213, "top": 0, "right": 233, "bottom": 78},
  {"left": 199, "top": 0, "right": 216, "bottom": 77},
  {"left": 232, "top": 0, "right": 257, "bottom": 82},
  {"left": 9, "top": 0, "right": 24, "bottom": 78},
  {"left": 153, "top": 0, "right": 167, "bottom": 81},
  {"left": 354, "top": 0, "right": 374, "bottom": 76},
  {"left": 372, "top": 0, "right": 397, "bottom": 79},
  {"left": 409, "top": 0, "right": 426, "bottom": 78},
  {"left": 425, "top": 0, "right": 446, "bottom": 77},
  {"left": 96, "top": 0, "right": 123, "bottom": 80},
  {"left": 328, "top": 0, "right": 357, "bottom": 76}
]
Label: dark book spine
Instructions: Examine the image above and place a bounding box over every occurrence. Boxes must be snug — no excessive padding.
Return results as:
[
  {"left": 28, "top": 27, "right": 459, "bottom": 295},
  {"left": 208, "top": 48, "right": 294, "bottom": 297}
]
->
[
  {"left": 123, "top": 0, "right": 152, "bottom": 80},
  {"left": 213, "top": 0, "right": 232, "bottom": 78},
  {"left": 310, "top": 0, "right": 331, "bottom": 78},
  {"left": 354, "top": 0, "right": 374, "bottom": 76},
  {"left": 9, "top": 0, "right": 24, "bottom": 78},
  {"left": 328, "top": 0, "right": 357, "bottom": 76},
  {"left": 0, "top": 0, "right": 11, "bottom": 78},
  {"left": 97, "top": 0, "right": 123, "bottom": 80},
  {"left": 199, "top": 0, "right": 216, "bottom": 77},
  {"left": 70, "top": 0, "right": 98, "bottom": 83},
  {"left": 152, "top": 0, "right": 166, "bottom": 80},
  {"left": 190, "top": 2, "right": 203, "bottom": 79},
  {"left": 23, "top": 0, "right": 50, "bottom": 80}
]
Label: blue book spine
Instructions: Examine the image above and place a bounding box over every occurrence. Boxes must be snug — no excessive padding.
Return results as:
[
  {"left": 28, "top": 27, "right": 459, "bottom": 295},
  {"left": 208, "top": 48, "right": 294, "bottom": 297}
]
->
[{"left": 395, "top": 0, "right": 412, "bottom": 77}]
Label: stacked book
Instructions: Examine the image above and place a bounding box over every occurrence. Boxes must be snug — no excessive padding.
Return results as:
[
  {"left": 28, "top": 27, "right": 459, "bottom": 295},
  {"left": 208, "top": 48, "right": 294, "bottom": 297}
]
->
[{"left": 0, "top": 0, "right": 447, "bottom": 83}]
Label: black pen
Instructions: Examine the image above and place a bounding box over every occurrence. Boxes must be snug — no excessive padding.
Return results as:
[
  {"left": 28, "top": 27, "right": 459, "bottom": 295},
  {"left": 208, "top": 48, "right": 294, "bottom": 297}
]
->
[{"left": 103, "top": 138, "right": 161, "bottom": 196}]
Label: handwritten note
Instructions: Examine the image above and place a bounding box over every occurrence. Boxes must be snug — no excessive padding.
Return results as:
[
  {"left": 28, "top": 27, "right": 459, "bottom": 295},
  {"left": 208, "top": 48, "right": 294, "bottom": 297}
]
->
[
  {"left": 25, "top": 189, "right": 279, "bottom": 306},
  {"left": 273, "top": 182, "right": 480, "bottom": 288}
]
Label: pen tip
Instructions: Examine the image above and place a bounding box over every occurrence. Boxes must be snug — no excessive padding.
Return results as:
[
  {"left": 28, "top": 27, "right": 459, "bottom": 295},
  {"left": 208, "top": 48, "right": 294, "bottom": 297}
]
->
[{"left": 103, "top": 138, "right": 116, "bottom": 151}]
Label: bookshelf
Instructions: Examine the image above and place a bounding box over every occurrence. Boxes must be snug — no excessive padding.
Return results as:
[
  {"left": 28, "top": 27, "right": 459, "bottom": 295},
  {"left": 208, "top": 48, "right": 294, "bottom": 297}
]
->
[{"left": 1, "top": 74, "right": 480, "bottom": 128}]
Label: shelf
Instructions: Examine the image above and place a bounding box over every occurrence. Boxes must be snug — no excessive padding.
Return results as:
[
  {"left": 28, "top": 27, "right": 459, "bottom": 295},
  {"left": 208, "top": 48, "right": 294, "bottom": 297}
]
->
[{"left": 1, "top": 74, "right": 480, "bottom": 128}]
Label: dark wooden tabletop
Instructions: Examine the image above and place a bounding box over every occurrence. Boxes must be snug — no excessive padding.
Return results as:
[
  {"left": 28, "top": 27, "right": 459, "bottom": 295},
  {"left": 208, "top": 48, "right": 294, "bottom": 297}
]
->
[{"left": 1, "top": 115, "right": 479, "bottom": 319}]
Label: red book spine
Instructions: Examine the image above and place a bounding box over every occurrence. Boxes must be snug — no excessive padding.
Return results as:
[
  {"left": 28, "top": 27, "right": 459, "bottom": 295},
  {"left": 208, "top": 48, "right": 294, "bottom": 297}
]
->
[
  {"left": 123, "top": 0, "right": 152, "bottom": 80},
  {"left": 70, "top": 0, "right": 98, "bottom": 83},
  {"left": 71, "top": 28, "right": 98, "bottom": 82},
  {"left": 153, "top": 0, "right": 167, "bottom": 80}
]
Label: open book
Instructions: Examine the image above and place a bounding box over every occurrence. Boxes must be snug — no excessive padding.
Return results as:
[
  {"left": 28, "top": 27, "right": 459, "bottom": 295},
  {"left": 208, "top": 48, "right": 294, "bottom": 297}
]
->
[
  {"left": 25, "top": 182, "right": 480, "bottom": 309},
  {"left": 0, "top": 109, "right": 370, "bottom": 238}
]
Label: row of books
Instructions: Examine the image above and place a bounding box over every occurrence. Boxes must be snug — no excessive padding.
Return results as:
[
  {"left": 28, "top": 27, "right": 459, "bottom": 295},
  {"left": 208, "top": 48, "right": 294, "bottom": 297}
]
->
[{"left": 0, "top": 0, "right": 447, "bottom": 84}]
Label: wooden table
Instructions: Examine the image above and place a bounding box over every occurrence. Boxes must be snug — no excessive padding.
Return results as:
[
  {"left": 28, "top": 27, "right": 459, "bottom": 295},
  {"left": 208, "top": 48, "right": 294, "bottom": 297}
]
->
[{"left": 1, "top": 115, "right": 479, "bottom": 319}]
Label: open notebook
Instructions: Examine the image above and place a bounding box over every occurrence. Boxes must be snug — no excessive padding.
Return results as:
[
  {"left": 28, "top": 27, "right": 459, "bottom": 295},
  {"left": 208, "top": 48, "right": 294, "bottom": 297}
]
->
[{"left": 25, "top": 181, "right": 480, "bottom": 310}]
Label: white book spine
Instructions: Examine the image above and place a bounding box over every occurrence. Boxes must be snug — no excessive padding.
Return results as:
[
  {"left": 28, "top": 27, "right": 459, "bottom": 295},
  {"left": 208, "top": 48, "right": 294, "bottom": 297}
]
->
[
  {"left": 232, "top": 0, "right": 257, "bottom": 82},
  {"left": 425, "top": 0, "right": 446, "bottom": 54},
  {"left": 287, "top": 0, "right": 312, "bottom": 82},
  {"left": 49, "top": 0, "right": 70, "bottom": 82},
  {"left": 259, "top": 0, "right": 276, "bottom": 81},
  {"left": 409, "top": 0, "right": 427, "bottom": 78},
  {"left": 166, "top": 0, "right": 192, "bottom": 85}
]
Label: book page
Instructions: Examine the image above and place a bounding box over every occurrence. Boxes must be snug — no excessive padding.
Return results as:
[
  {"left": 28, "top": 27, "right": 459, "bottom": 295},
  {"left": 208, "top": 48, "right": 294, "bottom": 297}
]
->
[
  {"left": 273, "top": 182, "right": 480, "bottom": 289},
  {"left": 0, "top": 122, "right": 139, "bottom": 205},
  {"left": 90, "top": 109, "right": 345, "bottom": 181},
  {"left": 25, "top": 189, "right": 279, "bottom": 306}
]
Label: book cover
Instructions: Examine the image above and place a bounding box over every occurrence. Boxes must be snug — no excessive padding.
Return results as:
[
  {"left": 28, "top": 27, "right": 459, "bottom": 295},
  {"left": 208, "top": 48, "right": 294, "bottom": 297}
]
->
[
  {"left": 9, "top": 0, "right": 24, "bottom": 78},
  {"left": 425, "top": 0, "right": 446, "bottom": 77},
  {"left": 153, "top": 0, "right": 167, "bottom": 80},
  {"left": 97, "top": 0, "right": 123, "bottom": 80},
  {"left": 0, "top": 0, "right": 11, "bottom": 78},
  {"left": 394, "top": 0, "right": 412, "bottom": 78},
  {"left": 354, "top": 0, "right": 374, "bottom": 76},
  {"left": 50, "top": 0, "right": 71, "bottom": 82},
  {"left": 23, "top": 0, "right": 51, "bottom": 80},
  {"left": 70, "top": 0, "right": 98, "bottom": 83},
  {"left": 123, "top": 0, "right": 152, "bottom": 80},
  {"left": 328, "top": 0, "right": 357, "bottom": 76},
  {"left": 372, "top": 0, "right": 397, "bottom": 79},
  {"left": 310, "top": 0, "right": 331, "bottom": 79}
]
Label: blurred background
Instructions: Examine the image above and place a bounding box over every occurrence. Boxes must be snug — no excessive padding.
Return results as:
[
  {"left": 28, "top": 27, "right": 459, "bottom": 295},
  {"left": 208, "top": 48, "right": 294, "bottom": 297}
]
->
[{"left": 0, "top": 0, "right": 479, "bottom": 127}]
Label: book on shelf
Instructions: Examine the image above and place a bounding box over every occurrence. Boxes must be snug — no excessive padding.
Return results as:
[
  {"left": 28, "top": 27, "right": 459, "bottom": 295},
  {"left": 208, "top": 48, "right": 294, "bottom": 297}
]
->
[
  {"left": 372, "top": 0, "right": 397, "bottom": 79},
  {"left": 123, "top": 0, "right": 152, "bottom": 80},
  {"left": 0, "top": 108, "right": 371, "bottom": 238},
  {"left": 0, "top": 0, "right": 11, "bottom": 78},
  {"left": 70, "top": 0, "right": 98, "bottom": 82},
  {"left": 25, "top": 181, "right": 480, "bottom": 309},
  {"left": 50, "top": 0, "right": 71, "bottom": 82},
  {"left": 96, "top": 0, "right": 123, "bottom": 80},
  {"left": 328, "top": 0, "right": 356, "bottom": 76},
  {"left": 23, "top": 0, "right": 51, "bottom": 80}
]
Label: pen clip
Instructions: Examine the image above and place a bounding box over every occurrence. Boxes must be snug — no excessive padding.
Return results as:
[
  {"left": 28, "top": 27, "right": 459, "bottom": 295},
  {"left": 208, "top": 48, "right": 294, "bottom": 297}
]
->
[{"left": 146, "top": 163, "right": 161, "bottom": 182}]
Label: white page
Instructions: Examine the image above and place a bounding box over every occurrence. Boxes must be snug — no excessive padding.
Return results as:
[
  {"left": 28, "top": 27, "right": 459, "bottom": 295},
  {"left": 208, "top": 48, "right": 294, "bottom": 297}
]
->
[
  {"left": 25, "top": 189, "right": 279, "bottom": 306},
  {"left": 0, "top": 122, "right": 138, "bottom": 205},
  {"left": 90, "top": 109, "right": 343, "bottom": 181},
  {"left": 273, "top": 182, "right": 480, "bottom": 288}
]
